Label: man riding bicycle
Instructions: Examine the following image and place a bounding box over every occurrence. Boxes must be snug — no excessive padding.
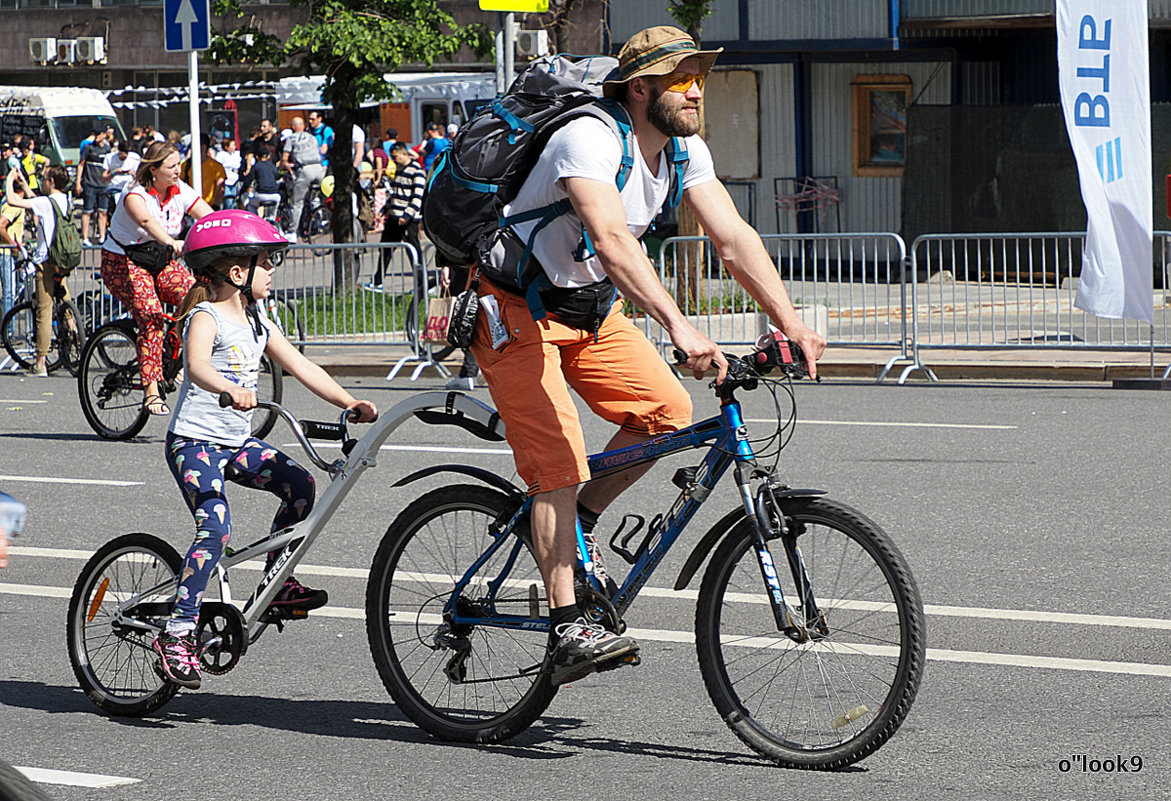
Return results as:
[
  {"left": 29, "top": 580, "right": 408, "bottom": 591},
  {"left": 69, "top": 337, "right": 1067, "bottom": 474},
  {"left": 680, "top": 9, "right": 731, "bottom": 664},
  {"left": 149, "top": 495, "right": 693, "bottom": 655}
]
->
[
  {"left": 280, "top": 116, "right": 325, "bottom": 241},
  {"left": 467, "top": 26, "right": 827, "bottom": 685}
]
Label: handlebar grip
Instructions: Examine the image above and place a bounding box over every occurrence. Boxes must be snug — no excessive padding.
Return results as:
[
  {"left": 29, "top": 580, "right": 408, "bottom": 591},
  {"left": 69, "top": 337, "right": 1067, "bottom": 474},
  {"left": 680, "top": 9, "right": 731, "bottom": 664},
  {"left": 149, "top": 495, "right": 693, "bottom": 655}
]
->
[
  {"left": 218, "top": 391, "right": 233, "bottom": 408},
  {"left": 671, "top": 348, "right": 687, "bottom": 365}
]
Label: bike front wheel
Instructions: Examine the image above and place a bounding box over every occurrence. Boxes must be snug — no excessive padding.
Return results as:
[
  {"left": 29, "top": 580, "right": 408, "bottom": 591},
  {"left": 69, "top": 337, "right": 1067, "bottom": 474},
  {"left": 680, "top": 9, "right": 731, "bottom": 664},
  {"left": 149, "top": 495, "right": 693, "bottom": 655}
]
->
[
  {"left": 365, "top": 484, "right": 556, "bottom": 743},
  {"left": 66, "top": 533, "right": 183, "bottom": 716},
  {"left": 78, "top": 322, "right": 149, "bottom": 440},
  {"left": 695, "top": 497, "right": 925, "bottom": 769},
  {"left": 2, "top": 301, "right": 62, "bottom": 373}
]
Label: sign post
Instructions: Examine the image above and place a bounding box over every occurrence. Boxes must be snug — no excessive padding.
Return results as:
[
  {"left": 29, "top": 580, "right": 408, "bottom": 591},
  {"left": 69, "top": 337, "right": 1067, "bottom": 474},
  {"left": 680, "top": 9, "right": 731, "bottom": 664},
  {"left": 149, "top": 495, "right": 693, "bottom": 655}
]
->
[
  {"left": 164, "top": 0, "right": 211, "bottom": 199},
  {"left": 479, "top": 0, "right": 547, "bottom": 94}
]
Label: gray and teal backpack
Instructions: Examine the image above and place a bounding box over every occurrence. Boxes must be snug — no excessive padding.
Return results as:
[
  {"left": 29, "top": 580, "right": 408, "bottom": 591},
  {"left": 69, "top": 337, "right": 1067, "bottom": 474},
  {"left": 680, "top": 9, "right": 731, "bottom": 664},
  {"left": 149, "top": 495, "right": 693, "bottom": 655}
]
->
[{"left": 422, "top": 54, "right": 688, "bottom": 324}]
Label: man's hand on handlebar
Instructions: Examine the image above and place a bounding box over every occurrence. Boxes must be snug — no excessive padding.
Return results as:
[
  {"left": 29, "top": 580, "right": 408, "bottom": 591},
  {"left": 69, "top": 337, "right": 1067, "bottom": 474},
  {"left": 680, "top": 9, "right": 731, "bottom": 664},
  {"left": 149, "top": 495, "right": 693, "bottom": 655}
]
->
[
  {"left": 345, "top": 400, "right": 378, "bottom": 423},
  {"left": 671, "top": 327, "right": 728, "bottom": 384},
  {"left": 778, "top": 320, "right": 826, "bottom": 380}
]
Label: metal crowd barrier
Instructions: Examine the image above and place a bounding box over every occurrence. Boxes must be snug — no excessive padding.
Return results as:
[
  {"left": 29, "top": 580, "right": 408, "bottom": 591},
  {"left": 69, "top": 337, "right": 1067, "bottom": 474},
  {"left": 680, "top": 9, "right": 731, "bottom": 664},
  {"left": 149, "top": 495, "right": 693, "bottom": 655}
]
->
[
  {"left": 650, "top": 232, "right": 909, "bottom": 367},
  {"left": 904, "top": 232, "right": 1171, "bottom": 382},
  {"left": 63, "top": 241, "right": 428, "bottom": 350}
]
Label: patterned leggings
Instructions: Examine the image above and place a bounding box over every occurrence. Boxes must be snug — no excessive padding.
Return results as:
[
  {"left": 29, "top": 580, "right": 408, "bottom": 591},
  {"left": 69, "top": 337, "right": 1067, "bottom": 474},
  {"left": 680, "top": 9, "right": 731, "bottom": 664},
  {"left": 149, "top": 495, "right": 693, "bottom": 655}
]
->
[
  {"left": 165, "top": 433, "right": 316, "bottom": 630},
  {"left": 100, "top": 250, "right": 194, "bottom": 384}
]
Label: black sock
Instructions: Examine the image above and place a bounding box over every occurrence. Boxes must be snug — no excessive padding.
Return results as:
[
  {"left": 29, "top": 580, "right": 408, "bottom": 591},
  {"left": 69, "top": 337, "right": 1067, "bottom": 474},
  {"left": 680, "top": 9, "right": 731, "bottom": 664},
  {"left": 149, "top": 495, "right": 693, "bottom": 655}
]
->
[
  {"left": 550, "top": 604, "right": 580, "bottom": 641},
  {"left": 576, "top": 502, "right": 600, "bottom": 536}
]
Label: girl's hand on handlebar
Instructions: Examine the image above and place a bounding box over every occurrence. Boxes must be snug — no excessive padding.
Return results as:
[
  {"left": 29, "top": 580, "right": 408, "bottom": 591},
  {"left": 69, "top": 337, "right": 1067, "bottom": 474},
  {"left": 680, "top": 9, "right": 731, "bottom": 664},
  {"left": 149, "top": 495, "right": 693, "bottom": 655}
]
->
[
  {"left": 222, "top": 387, "right": 257, "bottom": 411},
  {"left": 345, "top": 400, "right": 378, "bottom": 423}
]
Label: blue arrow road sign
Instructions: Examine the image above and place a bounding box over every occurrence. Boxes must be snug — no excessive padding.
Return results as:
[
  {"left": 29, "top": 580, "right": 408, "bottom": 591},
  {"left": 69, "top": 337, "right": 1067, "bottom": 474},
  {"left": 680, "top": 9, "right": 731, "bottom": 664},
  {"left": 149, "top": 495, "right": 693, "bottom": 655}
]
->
[{"left": 164, "top": 0, "right": 210, "bottom": 52}]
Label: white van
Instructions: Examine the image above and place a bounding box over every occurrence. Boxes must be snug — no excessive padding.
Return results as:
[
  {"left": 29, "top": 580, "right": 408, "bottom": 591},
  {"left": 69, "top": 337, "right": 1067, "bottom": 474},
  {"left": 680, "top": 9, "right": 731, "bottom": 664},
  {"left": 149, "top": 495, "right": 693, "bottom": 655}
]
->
[{"left": 0, "top": 86, "right": 126, "bottom": 168}]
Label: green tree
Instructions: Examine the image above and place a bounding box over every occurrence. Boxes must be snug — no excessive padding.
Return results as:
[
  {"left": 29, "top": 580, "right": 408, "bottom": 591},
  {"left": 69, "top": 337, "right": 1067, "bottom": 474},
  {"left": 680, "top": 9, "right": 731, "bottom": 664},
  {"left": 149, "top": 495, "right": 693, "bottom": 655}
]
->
[
  {"left": 667, "top": 0, "right": 714, "bottom": 44},
  {"left": 210, "top": 0, "right": 491, "bottom": 286}
]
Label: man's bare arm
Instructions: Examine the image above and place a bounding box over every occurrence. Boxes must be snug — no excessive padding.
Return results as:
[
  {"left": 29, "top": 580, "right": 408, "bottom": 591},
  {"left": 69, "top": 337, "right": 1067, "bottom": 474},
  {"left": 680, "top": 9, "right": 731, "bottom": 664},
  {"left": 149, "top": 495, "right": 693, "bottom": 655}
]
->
[
  {"left": 563, "top": 175, "right": 725, "bottom": 381},
  {"left": 684, "top": 179, "right": 826, "bottom": 377}
]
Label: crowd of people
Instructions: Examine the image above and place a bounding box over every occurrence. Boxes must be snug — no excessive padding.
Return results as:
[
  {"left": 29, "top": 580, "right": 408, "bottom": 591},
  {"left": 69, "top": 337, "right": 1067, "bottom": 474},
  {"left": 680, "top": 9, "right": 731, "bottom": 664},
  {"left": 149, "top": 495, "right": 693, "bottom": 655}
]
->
[{"left": 1, "top": 115, "right": 467, "bottom": 384}]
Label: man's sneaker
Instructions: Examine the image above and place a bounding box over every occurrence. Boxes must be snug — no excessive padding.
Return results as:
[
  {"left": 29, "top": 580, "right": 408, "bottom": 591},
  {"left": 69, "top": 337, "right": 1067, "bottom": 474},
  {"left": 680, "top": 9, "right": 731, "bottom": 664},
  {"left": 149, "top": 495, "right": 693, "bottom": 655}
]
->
[
  {"left": 548, "top": 617, "right": 639, "bottom": 686},
  {"left": 268, "top": 576, "right": 328, "bottom": 611},
  {"left": 153, "top": 631, "right": 201, "bottom": 689},
  {"left": 582, "top": 532, "right": 619, "bottom": 598}
]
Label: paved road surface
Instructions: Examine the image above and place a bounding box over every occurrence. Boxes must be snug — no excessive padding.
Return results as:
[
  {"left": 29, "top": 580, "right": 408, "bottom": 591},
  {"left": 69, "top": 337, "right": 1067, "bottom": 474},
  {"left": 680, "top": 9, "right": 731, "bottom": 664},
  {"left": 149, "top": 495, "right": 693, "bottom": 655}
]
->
[{"left": 0, "top": 372, "right": 1167, "bottom": 799}]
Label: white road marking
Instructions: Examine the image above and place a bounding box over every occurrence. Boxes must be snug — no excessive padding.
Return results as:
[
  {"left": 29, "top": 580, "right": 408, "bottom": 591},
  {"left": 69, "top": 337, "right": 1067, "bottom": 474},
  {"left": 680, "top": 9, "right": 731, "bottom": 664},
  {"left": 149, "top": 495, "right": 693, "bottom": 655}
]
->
[
  {"left": 0, "top": 475, "right": 144, "bottom": 487},
  {"left": 10, "top": 549, "right": 1171, "bottom": 632},
  {"left": 14, "top": 767, "right": 140, "bottom": 788},
  {"left": 746, "top": 419, "right": 1017, "bottom": 430},
  {"left": 7, "top": 575, "right": 1171, "bottom": 678},
  {"left": 0, "top": 399, "right": 49, "bottom": 404},
  {"left": 283, "top": 443, "right": 513, "bottom": 455}
]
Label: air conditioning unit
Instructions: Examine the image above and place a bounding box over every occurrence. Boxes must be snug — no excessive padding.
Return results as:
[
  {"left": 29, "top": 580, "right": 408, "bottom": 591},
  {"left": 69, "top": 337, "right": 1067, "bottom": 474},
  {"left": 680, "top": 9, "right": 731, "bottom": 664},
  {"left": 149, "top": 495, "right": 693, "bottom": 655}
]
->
[
  {"left": 56, "top": 39, "right": 77, "bottom": 65},
  {"left": 29, "top": 37, "right": 56, "bottom": 64},
  {"left": 76, "top": 36, "right": 106, "bottom": 64},
  {"left": 515, "top": 29, "right": 549, "bottom": 58}
]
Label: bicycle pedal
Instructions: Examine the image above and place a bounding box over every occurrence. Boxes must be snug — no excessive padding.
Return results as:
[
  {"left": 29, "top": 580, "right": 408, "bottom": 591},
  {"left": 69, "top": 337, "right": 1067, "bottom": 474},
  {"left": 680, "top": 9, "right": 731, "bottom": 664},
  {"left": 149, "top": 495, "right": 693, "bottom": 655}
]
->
[{"left": 596, "top": 652, "right": 641, "bottom": 673}]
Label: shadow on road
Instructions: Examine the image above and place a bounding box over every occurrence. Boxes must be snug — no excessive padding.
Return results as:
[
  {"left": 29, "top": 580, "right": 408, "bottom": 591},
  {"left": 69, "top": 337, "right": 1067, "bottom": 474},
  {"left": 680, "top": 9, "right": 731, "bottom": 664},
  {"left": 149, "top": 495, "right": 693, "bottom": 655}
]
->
[{"left": 0, "top": 679, "right": 843, "bottom": 769}]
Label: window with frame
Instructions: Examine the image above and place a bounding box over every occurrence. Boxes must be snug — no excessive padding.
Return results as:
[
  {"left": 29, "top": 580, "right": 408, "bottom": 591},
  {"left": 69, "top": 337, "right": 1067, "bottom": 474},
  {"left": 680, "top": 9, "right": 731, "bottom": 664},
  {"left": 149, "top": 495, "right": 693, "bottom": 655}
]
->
[{"left": 851, "top": 74, "right": 911, "bottom": 178}]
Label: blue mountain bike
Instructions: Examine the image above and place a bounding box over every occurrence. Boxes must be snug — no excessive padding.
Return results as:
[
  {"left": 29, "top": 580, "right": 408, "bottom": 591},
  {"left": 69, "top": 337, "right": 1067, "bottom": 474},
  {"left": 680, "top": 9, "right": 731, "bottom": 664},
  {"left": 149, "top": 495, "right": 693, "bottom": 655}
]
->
[{"left": 365, "top": 336, "right": 926, "bottom": 769}]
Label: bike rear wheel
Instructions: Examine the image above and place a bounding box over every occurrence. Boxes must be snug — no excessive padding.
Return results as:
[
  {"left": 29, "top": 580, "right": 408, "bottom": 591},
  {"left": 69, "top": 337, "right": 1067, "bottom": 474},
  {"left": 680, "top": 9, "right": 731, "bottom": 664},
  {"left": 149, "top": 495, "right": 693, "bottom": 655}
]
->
[
  {"left": 250, "top": 354, "right": 283, "bottom": 440},
  {"left": 56, "top": 299, "right": 86, "bottom": 376},
  {"left": 66, "top": 533, "right": 183, "bottom": 716},
  {"left": 366, "top": 485, "right": 556, "bottom": 743},
  {"left": 695, "top": 497, "right": 925, "bottom": 769},
  {"left": 78, "top": 322, "right": 149, "bottom": 440},
  {"left": 2, "top": 301, "right": 63, "bottom": 372}
]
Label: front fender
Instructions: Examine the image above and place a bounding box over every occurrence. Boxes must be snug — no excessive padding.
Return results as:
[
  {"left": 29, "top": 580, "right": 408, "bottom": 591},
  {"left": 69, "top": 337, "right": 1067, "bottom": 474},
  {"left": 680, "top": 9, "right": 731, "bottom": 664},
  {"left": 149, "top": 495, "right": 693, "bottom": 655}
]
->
[
  {"left": 393, "top": 464, "right": 523, "bottom": 499},
  {"left": 672, "top": 489, "right": 826, "bottom": 591}
]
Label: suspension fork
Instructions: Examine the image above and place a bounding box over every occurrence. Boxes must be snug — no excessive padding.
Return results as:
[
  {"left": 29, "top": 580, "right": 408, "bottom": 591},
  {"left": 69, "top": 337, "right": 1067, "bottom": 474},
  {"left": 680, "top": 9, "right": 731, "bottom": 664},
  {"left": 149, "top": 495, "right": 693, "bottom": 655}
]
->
[
  {"left": 755, "top": 480, "right": 828, "bottom": 638},
  {"left": 733, "top": 463, "right": 815, "bottom": 642}
]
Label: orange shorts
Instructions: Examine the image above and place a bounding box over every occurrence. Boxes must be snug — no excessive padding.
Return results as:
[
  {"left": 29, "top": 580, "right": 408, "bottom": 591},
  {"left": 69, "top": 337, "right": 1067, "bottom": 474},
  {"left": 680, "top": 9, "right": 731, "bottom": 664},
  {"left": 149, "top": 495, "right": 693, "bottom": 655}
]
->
[{"left": 470, "top": 281, "right": 693, "bottom": 495}]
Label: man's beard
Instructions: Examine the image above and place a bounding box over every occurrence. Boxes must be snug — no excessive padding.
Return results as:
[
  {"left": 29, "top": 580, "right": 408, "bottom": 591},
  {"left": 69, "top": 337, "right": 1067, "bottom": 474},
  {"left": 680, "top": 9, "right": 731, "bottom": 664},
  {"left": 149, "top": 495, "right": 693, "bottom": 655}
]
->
[{"left": 647, "top": 86, "right": 701, "bottom": 138}]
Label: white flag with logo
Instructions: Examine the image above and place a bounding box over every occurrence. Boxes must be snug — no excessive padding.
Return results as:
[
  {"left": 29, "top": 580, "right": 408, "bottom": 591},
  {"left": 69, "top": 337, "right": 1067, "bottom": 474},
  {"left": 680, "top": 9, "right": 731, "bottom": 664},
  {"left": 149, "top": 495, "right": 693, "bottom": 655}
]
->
[{"left": 1058, "top": 0, "right": 1153, "bottom": 324}]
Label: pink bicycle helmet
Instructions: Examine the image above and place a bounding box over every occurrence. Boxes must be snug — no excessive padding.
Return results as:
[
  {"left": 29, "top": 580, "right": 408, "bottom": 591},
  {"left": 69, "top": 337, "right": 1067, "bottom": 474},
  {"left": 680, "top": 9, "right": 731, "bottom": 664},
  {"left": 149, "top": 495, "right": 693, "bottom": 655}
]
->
[{"left": 182, "top": 209, "right": 289, "bottom": 274}]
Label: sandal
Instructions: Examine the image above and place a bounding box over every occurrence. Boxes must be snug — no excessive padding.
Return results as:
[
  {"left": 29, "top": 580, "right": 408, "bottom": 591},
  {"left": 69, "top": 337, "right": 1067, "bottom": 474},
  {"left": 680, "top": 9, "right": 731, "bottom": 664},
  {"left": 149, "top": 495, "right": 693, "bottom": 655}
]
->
[{"left": 143, "top": 393, "right": 170, "bottom": 416}]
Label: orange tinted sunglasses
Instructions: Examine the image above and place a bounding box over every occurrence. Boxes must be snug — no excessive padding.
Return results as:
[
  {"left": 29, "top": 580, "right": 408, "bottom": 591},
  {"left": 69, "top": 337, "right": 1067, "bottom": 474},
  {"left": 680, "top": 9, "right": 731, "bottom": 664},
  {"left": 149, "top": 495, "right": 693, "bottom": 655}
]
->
[{"left": 661, "top": 71, "right": 705, "bottom": 94}]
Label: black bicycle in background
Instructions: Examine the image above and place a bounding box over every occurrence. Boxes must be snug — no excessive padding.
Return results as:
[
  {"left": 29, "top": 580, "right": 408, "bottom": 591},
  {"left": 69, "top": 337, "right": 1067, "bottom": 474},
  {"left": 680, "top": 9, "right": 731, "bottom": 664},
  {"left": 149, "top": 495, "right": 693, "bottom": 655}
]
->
[{"left": 1, "top": 249, "right": 86, "bottom": 375}]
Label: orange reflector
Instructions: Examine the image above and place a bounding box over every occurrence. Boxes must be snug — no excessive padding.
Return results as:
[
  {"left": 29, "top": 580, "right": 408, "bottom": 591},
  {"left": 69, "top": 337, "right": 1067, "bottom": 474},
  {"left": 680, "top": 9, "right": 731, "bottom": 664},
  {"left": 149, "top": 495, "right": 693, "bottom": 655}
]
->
[{"left": 87, "top": 577, "right": 110, "bottom": 622}]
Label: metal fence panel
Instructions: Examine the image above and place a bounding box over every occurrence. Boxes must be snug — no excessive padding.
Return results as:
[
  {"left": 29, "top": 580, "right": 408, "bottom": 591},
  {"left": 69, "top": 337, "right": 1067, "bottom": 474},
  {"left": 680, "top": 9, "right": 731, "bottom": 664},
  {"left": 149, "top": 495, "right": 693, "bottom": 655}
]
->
[
  {"left": 648, "top": 233, "right": 908, "bottom": 355},
  {"left": 909, "top": 232, "right": 1171, "bottom": 353}
]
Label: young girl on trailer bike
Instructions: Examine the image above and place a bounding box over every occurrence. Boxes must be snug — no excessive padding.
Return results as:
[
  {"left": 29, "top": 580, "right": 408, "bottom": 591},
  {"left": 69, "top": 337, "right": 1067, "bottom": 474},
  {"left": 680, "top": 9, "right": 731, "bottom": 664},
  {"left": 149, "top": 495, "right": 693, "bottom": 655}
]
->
[{"left": 154, "top": 210, "right": 377, "bottom": 689}]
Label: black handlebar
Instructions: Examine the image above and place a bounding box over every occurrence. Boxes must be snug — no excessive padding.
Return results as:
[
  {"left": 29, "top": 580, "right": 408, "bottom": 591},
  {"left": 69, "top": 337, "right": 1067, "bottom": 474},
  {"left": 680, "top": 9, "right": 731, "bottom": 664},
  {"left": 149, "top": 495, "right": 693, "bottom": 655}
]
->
[{"left": 672, "top": 334, "right": 810, "bottom": 391}]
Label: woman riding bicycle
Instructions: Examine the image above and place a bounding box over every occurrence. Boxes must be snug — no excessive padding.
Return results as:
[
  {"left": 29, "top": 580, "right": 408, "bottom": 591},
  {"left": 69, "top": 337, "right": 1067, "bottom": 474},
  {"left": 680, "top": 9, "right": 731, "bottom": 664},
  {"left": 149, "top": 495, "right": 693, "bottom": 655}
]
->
[
  {"left": 101, "top": 141, "right": 213, "bottom": 415},
  {"left": 154, "top": 209, "right": 376, "bottom": 689}
]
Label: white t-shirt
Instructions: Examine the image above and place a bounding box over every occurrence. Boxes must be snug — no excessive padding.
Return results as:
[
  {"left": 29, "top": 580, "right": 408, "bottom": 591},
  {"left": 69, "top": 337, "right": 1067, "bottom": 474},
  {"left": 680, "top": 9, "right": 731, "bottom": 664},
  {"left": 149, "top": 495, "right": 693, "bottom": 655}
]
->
[
  {"left": 104, "top": 180, "right": 201, "bottom": 256},
  {"left": 102, "top": 150, "right": 141, "bottom": 193},
  {"left": 216, "top": 150, "right": 242, "bottom": 186},
  {"left": 28, "top": 192, "right": 70, "bottom": 265},
  {"left": 505, "top": 115, "right": 716, "bottom": 288}
]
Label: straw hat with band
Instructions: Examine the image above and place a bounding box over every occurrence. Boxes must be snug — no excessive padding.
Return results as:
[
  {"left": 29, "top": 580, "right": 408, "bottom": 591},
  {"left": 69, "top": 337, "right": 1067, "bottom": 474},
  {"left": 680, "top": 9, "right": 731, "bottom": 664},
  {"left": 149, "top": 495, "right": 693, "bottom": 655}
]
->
[{"left": 602, "top": 26, "right": 723, "bottom": 99}]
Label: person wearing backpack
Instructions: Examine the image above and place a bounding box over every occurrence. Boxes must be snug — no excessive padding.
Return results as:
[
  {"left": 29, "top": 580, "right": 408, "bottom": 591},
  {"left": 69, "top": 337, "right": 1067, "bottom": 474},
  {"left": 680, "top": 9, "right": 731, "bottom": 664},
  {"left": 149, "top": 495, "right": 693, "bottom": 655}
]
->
[
  {"left": 443, "top": 27, "right": 827, "bottom": 685},
  {"left": 4, "top": 164, "right": 80, "bottom": 376}
]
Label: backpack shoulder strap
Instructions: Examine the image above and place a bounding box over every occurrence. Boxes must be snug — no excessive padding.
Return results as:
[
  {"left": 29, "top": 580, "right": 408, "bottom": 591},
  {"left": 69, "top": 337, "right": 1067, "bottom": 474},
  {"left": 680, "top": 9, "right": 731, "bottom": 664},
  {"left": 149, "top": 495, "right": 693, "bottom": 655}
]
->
[{"left": 664, "top": 136, "right": 689, "bottom": 209}]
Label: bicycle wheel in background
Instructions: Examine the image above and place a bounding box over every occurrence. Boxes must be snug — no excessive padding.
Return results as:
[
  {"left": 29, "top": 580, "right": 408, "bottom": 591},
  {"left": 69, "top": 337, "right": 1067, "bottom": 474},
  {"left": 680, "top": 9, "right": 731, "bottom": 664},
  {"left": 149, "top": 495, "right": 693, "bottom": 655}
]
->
[
  {"left": 78, "top": 322, "right": 149, "bottom": 440},
  {"left": 264, "top": 296, "right": 305, "bottom": 353},
  {"left": 404, "top": 293, "right": 456, "bottom": 363},
  {"left": 66, "top": 532, "right": 183, "bottom": 716},
  {"left": 1, "top": 301, "right": 63, "bottom": 372},
  {"left": 56, "top": 298, "right": 87, "bottom": 376},
  {"left": 366, "top": 484, "right": 557, "bottom": 743},
  {"left": 695, "top": 497, "right": 925, "bottom": 770},
  {"left": 251, "top": 354, "right": 283, "bottom": 440}
]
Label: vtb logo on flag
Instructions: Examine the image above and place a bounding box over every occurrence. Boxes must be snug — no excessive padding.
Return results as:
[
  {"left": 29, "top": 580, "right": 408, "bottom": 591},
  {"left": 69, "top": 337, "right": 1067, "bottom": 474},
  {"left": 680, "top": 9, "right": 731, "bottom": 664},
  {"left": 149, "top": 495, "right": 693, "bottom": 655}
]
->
[{"left": 1096, "top": 137, "right": 1123, "bottom": 183}]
